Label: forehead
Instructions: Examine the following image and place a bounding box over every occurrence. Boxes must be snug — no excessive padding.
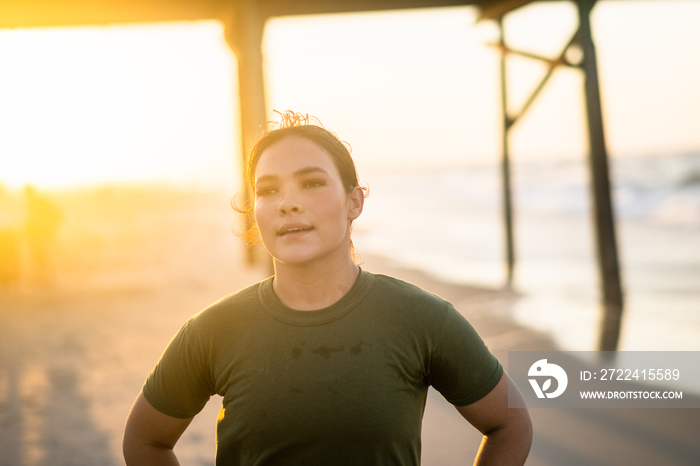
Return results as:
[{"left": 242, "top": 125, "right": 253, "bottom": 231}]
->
[{"left": 255, "top": 136, "right": 340, "bottom": 179}]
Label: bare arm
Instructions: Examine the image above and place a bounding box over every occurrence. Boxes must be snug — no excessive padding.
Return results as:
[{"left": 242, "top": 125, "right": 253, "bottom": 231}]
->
[
  {"left": 123, "top": 392, "right": 194, "bottom": 466},
  {"left": 455, "top": 372, "right": 532, "bottom": 466}
]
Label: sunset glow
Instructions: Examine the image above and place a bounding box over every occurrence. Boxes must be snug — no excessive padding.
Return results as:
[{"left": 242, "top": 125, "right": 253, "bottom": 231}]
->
[
  {"left": 0, "top": 22, "right": 237, "bottom": 189},
  {"left": 1, "top": 5, "right": 698, "bottom": 463},
  {"left": 1, "top": 2, "right": 699, "bottom": 189}
]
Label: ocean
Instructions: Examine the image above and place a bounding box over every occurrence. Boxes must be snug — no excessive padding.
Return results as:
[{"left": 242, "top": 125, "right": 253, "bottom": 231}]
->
[{"left": 353, "top": 152, "right": 700, "bottom": 352}]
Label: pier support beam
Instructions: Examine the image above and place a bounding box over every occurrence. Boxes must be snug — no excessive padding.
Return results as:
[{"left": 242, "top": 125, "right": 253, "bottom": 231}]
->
[
  {"left": 223, "top": 1, "right": 268, "bottom": 264},
  {"left": 497, "top": 17, "right": 516, "bottom": 287},
  {"left": 577, "top": 0, "right": 624, "bottom": 351},
  {"left": 488, "top": 0, "right": 625, "bottom": 350}
]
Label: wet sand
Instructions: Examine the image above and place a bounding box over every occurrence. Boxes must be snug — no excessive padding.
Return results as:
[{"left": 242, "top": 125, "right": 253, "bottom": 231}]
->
[{"left": 0, "top": 186, "right": 698, "bottom": 465}]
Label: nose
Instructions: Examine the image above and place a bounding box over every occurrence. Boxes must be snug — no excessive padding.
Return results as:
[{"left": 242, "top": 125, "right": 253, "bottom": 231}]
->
[{"left": 278, "top": 187, "right": 303, "bottom": 215}]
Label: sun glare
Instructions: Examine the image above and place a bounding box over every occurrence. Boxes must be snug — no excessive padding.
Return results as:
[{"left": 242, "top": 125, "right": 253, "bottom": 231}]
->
[
  {"left": 0, "top": 22, "right": 238, "bottom": 190},
  {"left": 2, "top": 2, "right": 699, "bottom": 192}
]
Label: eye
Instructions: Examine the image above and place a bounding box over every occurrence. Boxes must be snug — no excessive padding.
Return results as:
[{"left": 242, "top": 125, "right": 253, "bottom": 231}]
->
[
  {"left": 255, "top": 186, "right": 277, "bottom": 197},
  {"left": 303, "top": 178, "right": 326, "bottom": 189}
]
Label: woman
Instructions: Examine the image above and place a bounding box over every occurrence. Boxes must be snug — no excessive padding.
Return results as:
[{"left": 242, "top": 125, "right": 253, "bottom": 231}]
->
[{"left": 123, "top": 111, "right": 532, "bottom": 465}]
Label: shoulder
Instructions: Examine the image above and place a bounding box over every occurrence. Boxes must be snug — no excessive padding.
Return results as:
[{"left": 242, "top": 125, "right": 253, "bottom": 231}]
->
[
  {"left": 208, "top": 279, "right": 266, "bottom": 311},
  {"left": 364, "top": 272, "right": 455, "bottom": 330},
  {"left": 182, "top": 278, "right": 270, "bottom": 332},
  {"left": 369, "top": 272, "right": 451, "bottom": 308}
]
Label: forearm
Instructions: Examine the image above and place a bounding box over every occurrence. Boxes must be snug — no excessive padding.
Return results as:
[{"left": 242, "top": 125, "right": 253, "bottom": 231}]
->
[
  {"left": 473, "top": 415, "right": 532, "bottom": 466},
  {"left": 123, "top": 442, "right": 181, "bottom": 466},
  {"left": 123, "top": 392, "right": 193, "bottom": 465}
]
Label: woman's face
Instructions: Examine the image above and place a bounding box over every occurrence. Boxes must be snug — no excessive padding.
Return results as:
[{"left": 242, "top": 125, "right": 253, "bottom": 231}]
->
[{"left": 253, "top": 136, "right": 363, "bottom": 267}]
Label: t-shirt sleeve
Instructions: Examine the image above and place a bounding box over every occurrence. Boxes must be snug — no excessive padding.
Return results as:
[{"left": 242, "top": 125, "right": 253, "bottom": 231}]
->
[
  {"left": 427, "top": 304, "right": 503, "bottom": 406},
  {"left": 143, "top": 317, "right": 216, "bottom": 418}
]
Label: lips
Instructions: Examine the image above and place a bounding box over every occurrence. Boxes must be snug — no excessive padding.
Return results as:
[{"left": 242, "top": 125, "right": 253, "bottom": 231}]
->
[{"left": 277, "top": 223, "right": 314, "bottom": 237}]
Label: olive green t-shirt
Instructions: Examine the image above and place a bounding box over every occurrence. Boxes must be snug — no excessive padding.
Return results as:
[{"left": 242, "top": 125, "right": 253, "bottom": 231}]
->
[{"left": 143, "top": 270, "right": 502, "bottom": 465}]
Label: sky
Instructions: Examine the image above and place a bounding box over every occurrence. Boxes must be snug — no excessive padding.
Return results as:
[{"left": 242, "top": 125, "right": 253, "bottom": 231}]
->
[{"left": 1, "top": 0, "right": 699, "bottom": 190}]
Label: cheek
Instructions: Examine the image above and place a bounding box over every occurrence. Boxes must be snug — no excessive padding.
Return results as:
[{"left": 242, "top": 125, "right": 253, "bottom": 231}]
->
[
  {"left": 253, "top": 203, "right": 272, "bottom": 234},
  {"left": 318, "top": 195, "right": 351, "bottom": 227}
]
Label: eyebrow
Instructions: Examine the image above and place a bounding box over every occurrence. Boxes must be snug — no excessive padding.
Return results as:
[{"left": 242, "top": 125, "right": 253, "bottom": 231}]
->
[{"left": 255, "top": 166, "right": 329, "bottom": 185}]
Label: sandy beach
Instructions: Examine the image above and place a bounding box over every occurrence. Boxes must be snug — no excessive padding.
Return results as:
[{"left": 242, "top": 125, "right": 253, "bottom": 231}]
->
[{"left": 0, "top": 186, "right": 698, "bottom": 465}]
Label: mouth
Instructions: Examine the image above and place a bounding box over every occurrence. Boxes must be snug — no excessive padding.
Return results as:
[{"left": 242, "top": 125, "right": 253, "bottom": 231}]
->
[{"left": 277, "top": 225, "right": 314, "bottom": 237}]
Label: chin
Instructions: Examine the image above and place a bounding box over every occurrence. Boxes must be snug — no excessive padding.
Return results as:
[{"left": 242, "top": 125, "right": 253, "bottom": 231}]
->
[
  {"left": 268, "top": 238, "right": 350, "bottom": 268},
  {"left": 270, "top": 249, "right": 320, "bottom": 266}
]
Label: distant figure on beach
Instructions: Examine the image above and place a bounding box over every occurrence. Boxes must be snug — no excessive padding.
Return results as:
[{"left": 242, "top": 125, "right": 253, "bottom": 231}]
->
[
  {"left": 123, "top": 111, "right": 532, "bottom": 465},
  {"left": 0, "top": 184, "right": 22, "bottom": 289},
  {"left": 24, "top": 185, "right": 63, "bottom": 285}
]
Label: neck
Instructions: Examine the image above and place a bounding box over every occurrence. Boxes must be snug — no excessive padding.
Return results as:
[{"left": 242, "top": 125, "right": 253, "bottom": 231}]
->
[{"left": 272, "top": 256, "right": 360, "bottom": 311}]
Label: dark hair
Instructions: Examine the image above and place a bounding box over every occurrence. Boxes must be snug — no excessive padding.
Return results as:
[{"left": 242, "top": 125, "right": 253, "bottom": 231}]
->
[
  {"left": 246, "top": 111, "right": 364, "bottom": 195},
  {"left": 233, "top": 111, "right": 368, "bottom": 256}
]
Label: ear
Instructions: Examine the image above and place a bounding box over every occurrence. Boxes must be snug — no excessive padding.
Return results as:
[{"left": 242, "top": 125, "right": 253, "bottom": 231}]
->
[{"left": 347, "top": 186, "right": 365, "bottom": 221}]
